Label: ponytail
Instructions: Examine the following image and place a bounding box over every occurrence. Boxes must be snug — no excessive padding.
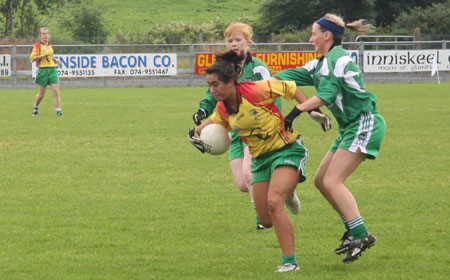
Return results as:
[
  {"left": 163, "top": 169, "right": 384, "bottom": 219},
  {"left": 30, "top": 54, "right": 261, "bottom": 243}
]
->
[
  {"left": 205, "top": 50, "right": 246, "bottom": 83},
  {"left": 345, "top": 19, "right": 375, "bottom": 33}
]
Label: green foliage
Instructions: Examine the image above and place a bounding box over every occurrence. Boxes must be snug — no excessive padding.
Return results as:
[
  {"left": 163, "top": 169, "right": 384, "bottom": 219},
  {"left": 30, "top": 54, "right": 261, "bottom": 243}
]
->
[
  {"left": 259, "top": 0, "right": 376, "bottom": 35},
  {"left": 258, "top": 0, "right": 448, "bottom": 37},
  {"left": 0, "top": 0, "right": 19, "bottom": 36},
  {"left": 0, "top": 0, "right": 65, "bottom": 38},
  {"left": 313, "top": 0, "right": 376, "bottom": 23},
  {"left": 145, "top": 17, "right": 227, "bottom": 44},
  {"left": 391, "top": 0, "right": 450, "bottom": 36},
  {"left": 115, "top": 15, "right": 252, "bottom": 44},
  {"left": 259, "top": 0, "right": 318, "bottom": 33},
  {"left": 57, "top": 0, "right": 109, "bottom": 44},
  {"left": 46, "top": 0, "right": 260, "bottom": 43},
  {"left": 331, "top": 0, "right": 376, "bottom": 22},
  {"left": 375, "top": 0, "right": 447, "bottom": 27},
  {"left": 270, "top": 26, "right": 312, "bottom": 43},
  {"left": 17, "top": 0, "right": 39, "bottom": 37},
  {"left": 0, "top": 83, "right": 449, "bottom": 279}
]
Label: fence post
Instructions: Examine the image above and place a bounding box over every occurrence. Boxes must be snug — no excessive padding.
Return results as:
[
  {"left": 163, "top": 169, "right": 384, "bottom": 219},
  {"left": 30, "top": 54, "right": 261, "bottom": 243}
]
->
[
  {"left": 413, "top": 28, "right": 421, "bottom": 50},
  {"left": 12, "top": 45, "right": 17, "bottom": 90},
  {"left": 103, "top": 45, "right": 108, "bottom": 87},
  {"left": 358, "top": 41, "right": 364, "bottom": 71},
  {"left": 189, "top": 44, "right": 195, "bottom": 87}
]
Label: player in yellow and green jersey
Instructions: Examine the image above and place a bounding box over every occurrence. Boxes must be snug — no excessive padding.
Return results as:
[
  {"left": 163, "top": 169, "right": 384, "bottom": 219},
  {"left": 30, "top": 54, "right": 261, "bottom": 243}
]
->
[
  {"left": 30, "top": 27, "right": 63, "bottom": 117},
  {"left": 191, "top": 22, "right": 300, "bottom": 230},
  {"left": 188, "top": 50, "right": 327, "bottom": 273}
]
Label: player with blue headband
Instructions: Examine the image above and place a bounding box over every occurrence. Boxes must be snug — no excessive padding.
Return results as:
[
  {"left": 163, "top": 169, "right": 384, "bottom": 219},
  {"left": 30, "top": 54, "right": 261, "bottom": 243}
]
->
[
  {"left": 315, "top": 17, "right": 345, "bottom": 35},
  {"left": 274, "top": 13, "right": 385, "bottom": 265}
]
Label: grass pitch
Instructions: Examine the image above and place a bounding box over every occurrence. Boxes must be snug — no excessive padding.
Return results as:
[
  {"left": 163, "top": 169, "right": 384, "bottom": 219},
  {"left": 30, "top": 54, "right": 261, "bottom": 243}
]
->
[{"left": 0, "top": 82, "right": 449, "bottom": 279}]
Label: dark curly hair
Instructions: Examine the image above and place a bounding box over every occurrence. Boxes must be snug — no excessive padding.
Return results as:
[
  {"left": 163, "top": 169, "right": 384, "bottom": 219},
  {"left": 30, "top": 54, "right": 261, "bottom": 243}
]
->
[{"left": 205, "top": 51, "right": 245, "bottom": 83}]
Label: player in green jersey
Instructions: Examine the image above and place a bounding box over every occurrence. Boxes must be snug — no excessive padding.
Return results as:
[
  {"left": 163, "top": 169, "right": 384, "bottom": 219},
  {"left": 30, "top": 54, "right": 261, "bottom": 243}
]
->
[{"left": 275, "top": 13, "right": 386, "bottom": 263}]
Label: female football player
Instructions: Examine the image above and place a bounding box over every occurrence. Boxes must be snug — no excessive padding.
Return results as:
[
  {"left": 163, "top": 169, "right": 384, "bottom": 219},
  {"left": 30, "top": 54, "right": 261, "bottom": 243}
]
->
[
  {"left": 30, "top": 27, "right": 63, "bottom": 116},
  {"left": 192, "top": 22, "right": 330, "bottom": 229},
  {"left": 189, "top": 51, "right": 312, "bottom": 272},
  {"left": 275, "top": 13, "right": 386, "bottom": 263}
]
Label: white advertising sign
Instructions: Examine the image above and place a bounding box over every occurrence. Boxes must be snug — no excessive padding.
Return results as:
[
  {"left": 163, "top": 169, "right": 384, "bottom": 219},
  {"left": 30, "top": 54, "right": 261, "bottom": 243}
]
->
[
  {"left": 347, "top": 50, "right": 359, "bottom": 65},
  {"left": 363, "top": 49, "right": 450, "bottom": 73},
  {"left": 0, "top": 54, "right": 11, "bottom": 77},
  {"left": 32, "top": 53, "right": 177, "bottom": 77}
]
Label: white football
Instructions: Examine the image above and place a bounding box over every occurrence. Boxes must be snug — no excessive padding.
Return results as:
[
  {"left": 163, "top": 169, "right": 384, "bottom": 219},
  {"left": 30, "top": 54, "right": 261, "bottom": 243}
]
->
[{"left": 200, "top": 124, "right": 231, "bottom": 155}]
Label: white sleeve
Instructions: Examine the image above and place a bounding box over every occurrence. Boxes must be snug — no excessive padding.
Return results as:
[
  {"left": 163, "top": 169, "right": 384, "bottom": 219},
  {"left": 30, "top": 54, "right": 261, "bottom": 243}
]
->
[{"left": 253, "top": 66, "right": 272, "bottom": 80}]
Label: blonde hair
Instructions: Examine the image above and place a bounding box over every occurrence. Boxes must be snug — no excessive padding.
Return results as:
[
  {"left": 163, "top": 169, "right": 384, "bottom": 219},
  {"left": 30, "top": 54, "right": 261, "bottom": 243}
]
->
[
  {"left": 224, "top": 22, "right": 254, "bottom": 44},
  {"left": 40, "top": 27, "right": 49, "bottom": 34},
  {"left": 323, "top": 13, "right": 375, "bottom": 33}
]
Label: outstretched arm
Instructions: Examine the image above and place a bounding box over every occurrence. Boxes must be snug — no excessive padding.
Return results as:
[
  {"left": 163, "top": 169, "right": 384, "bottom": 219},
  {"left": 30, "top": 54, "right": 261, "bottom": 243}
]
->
[
  {"left": 284, "top": 96, "right": 331, "bottom": 132},
  {"left": 271, "top": 76, "right": 331, "bottom": 131},
  {"left": 293, "top": 87, "right": 308, "bottom": 104},
  {"left": 296, "top": 96, "right": 327, "bottom": 112}
]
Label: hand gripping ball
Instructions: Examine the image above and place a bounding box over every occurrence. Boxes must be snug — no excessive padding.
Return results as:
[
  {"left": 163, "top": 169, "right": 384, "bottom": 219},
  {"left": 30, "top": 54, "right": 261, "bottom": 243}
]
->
[{"left": 200, "top": 124, "right": 231, "bottom": 155}]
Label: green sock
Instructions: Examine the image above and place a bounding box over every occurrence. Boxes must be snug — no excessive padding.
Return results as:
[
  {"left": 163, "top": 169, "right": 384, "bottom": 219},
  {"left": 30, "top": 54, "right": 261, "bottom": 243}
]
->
[
  {"left": 282, "top": 253, "right": 297, "bottom": 265},
  {"left": 341, "top": 215, "right": 350, "bottom": 232},
  {"left": 348, "top": 216, "right": 368, "bottom": 239},
  {"left": 285, "top": 193, "right": 294, "bottom": 203}
]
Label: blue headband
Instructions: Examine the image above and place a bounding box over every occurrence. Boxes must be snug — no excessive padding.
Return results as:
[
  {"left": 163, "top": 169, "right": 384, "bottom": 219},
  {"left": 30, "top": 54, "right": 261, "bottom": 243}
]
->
[{"left": 315, "top": 17, "right": 345, "bottom": 35}]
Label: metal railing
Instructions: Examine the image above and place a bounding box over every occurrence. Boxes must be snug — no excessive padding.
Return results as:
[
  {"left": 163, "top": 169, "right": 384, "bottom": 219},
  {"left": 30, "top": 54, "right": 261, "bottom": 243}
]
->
[
  {"left": 355, "top": 35, "right": 415, "bottom": 42},
  {"left": 1, "top": 40, "right": 448, "bottom": 89}
]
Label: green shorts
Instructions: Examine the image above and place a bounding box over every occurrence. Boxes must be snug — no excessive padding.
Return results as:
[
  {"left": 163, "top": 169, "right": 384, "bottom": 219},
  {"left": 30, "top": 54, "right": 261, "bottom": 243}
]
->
[
  {"left": 330, "top": 112, "right": 386, "bottom": 159},
  {"left": 35, "top": 67, "right": 59, "bottom": 87},
  {"left": 251, "top": 139, "right": 308, "bottom": 184},
  {"left": 228, "top": 130, "right": 245, "bottom": 161}
]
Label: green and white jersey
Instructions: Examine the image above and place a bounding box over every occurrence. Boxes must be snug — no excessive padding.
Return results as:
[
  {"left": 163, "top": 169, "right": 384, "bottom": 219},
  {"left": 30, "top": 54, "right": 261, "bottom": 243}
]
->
[
  {"left": 275, "top": 45, "right": 378, "bottom": 129},
  {"left": 199, "top": 53, "right": 281, "bottom": 116}
]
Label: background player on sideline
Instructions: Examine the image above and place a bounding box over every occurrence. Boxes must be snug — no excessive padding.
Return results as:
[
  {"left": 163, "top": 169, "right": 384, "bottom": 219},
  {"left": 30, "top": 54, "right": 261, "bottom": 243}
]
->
[{"left": 30, "top": 27, "right": 63, "bottom": 117}]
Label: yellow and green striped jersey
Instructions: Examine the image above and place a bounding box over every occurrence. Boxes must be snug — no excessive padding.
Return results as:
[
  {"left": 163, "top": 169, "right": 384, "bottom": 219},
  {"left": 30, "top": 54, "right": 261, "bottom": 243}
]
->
[{"left": 210, "top": 80, "right": 298, "bottom": 158}]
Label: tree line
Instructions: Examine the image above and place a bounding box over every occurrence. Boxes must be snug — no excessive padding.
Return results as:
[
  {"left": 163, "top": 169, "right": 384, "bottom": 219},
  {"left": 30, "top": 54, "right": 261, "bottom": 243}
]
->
[
  {"left": 257, "top": 0, "right": 449, "bottom": 37},
  {"left": 0, "top": 0, "right": 108, "bottom": 43}
]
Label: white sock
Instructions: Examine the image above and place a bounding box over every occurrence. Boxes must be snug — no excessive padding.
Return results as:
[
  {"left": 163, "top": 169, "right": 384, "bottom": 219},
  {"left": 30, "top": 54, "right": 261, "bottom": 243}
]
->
[{"left": 247, "top": 184, "right": 255, "bottom": 209}]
